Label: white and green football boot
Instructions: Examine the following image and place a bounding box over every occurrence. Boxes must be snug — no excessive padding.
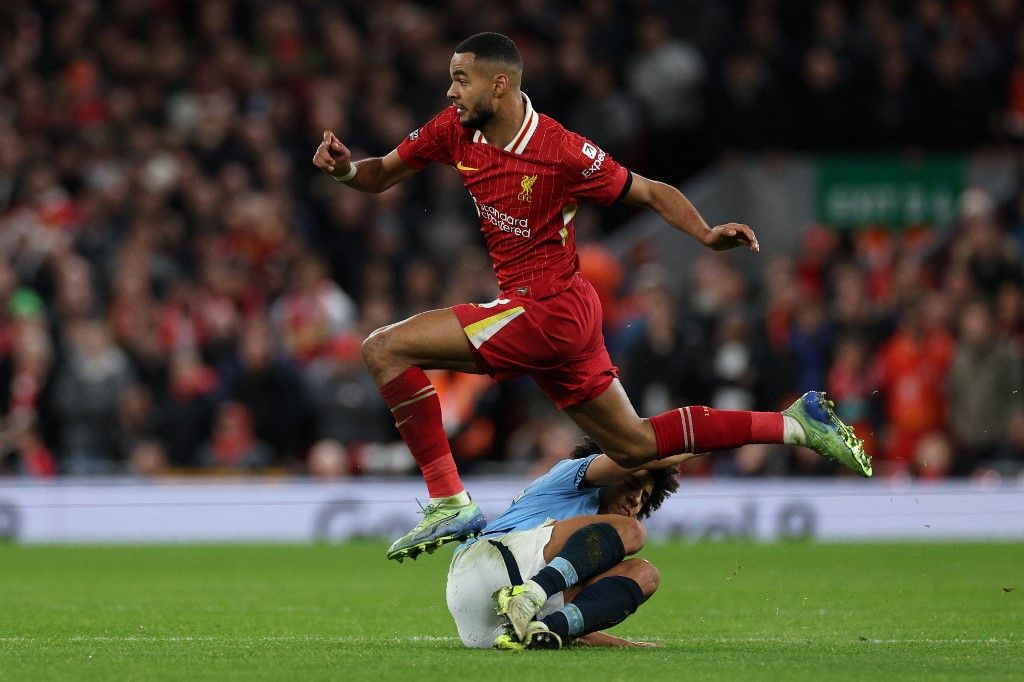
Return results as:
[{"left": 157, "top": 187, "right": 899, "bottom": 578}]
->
[
  {"left": 493, "top": 621, "right": 563, "bottom": 651},
  {"left": 494, "top": 581, "right": 547, "bottom": 640},
  {"left": 783, "top": 391, "right": 872, "bottom": 477},
  {"left": 386, "top": 497, "right": 487, "bottom": 562}
]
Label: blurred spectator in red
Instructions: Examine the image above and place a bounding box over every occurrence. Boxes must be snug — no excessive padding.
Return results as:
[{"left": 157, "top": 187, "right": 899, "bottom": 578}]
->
[
  {"left": 1, "top": 427, "right": 57, "bottom": 478},
  {"left": 794, "top": 226, "right": 839, "bottom": 300},
  {"left": 758, "top": 257, "right": 799, "bottom": 409},
  {"left": 158, "top": 279, "right": 205, "bottom": 355},
  {"left": 855, "top": 227, "right": 897, "bottom": 305},
  {"left": 827, "top": 335, "right": 877, "bottom": 458},
  {"left": 0, "top": 261, "right": 21, "bottom": 356},
  {"left": 0, "top": 316, "right": 55, "bottom": 437},
  {"left": 196, "top": 402, "right": 273, "bottom": 470},
  {"left": 578, "top": 241, "right": 624, "bottom": 332},
  {"left": 271, "top": 253, "right": 356, "bottom": 364},
  {"left": 872, "top": 298, "right": 955, "bottom": 471}
]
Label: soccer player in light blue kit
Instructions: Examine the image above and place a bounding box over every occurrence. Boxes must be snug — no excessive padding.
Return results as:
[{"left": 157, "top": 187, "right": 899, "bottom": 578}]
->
[{"left": 446, "top": 440, "right": 693, "bottom": 650}]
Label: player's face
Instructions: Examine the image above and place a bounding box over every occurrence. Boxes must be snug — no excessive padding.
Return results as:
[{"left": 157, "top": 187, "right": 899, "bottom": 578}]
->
[
  {"left": 448, "top": 53, "right": 497, "bottom": 129},
  {"left": 599, "top": 471, "right": 655, "bottom": 518}
]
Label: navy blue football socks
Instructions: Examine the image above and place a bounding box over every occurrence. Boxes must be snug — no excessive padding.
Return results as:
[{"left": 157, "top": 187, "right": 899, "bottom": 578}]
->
[
  {"left": 541, "top": 576, "right": 645, "bottom": 640},
  {"left": 531, "top": 523, "right": 626, "bottom": 597}
]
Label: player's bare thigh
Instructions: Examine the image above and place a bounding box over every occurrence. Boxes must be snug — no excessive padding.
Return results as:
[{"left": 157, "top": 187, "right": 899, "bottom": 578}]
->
[
  {"left": 563, "top": 379, "right": 658, "bottom": 467},
  {"left": 361, "top": 307, "right": 480, "bottom": 384},
  {"left": 544, "top": 514, "right": 646, "bottom": 563}
]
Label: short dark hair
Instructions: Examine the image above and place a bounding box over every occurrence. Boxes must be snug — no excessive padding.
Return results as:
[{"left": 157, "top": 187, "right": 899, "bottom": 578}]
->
[
  {"left": 570, "top": 439, "right": 680, "bottom": 520},
  {"left": 454, "top": 32, "right": 523, "bottom": 71}
]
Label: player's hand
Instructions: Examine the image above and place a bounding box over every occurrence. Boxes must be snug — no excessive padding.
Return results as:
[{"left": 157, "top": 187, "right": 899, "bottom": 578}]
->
[
  {"left": 313, "top": 130, "right": 352, "bottom": 178},
  {"left": 573, "top": 632, "right": 663, "bottom": 647},
  {"left": 702, "top": 223, "right": 759, "bottom": 253},
  {"left": 623, "top": 640, "right": 663, "bottom": 648}
]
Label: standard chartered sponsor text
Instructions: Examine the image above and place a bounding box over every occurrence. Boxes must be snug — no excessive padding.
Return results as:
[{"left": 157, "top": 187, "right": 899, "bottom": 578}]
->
[{"left": 478, "top": 202, "right": 531, "bottom": 238}]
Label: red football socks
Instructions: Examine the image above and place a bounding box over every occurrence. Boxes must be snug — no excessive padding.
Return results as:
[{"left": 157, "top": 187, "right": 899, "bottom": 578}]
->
[
  {"left": 379, "top": 367, "right": 464, "bottom": 498},
  {"left": 649, "top": 406, "right": 784, "bottom": 458}
]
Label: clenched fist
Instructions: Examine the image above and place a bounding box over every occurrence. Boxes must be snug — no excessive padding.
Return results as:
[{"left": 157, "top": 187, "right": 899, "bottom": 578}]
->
[{"left": 313, "top": 130, "right": 352, "bottom": 178}]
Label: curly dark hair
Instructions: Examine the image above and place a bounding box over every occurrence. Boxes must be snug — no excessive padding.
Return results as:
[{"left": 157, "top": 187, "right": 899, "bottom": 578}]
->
[{"left": 570, "top": 439, "right": 680, "bottom": 520}]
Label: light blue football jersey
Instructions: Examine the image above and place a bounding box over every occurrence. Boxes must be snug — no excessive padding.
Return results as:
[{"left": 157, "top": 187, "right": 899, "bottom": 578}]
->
[{"left": 457, "top": 454, "right": 602, "bottom": 554}]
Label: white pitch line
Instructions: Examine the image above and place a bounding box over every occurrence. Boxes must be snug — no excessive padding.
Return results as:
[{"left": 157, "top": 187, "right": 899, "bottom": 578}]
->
[
  {"left": 0, "top": 635, "right": 1017, "bottom": 645},
  {"left": 659, "top": 637, "right": 1018, "bottom": 645}
]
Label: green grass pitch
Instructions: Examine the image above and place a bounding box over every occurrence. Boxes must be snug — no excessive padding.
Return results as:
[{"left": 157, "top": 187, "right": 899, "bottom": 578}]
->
[{"left": 0, "top": 541, "right": 1021, "bottom": 680}]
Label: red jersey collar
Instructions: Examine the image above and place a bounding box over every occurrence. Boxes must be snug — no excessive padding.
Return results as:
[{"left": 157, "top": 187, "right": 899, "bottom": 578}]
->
[{"left": 471, "top": 93, "right": 539, "bottom": 154}]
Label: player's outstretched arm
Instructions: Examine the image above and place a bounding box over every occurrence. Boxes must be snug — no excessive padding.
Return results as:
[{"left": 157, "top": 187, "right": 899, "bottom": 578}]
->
[
  {"left": 621, "top": 173, "right": 759, "bottom": 253},
  {"left": 583, "top": 452, "right": 701, "bottom": 487},
  {"left": 312, "top": 130, "right": 418, "bottom": 193}
]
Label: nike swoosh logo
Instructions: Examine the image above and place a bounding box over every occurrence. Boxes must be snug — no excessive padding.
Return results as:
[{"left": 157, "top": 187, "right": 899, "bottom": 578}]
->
[
  {"left": 395, "top": 416, "right": 413, "bottom": 428},
  {"left": 456, "top": 161, "right": 480, "bottom": 172}
]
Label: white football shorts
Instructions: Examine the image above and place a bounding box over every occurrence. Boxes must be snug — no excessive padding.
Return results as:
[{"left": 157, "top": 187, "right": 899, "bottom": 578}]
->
[{"left": 445, "top": 522, "right": 565, "bottom": 648}]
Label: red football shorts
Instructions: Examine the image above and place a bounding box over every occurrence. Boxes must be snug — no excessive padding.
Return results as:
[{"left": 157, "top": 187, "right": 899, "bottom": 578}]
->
[{"left": 453, "top": 275, "right": 618, "bottom": 409}]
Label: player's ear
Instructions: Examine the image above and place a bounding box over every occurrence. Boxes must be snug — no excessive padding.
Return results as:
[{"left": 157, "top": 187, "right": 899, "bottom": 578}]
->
[{"left": 492, "top": 72, "right": 509, "bottom": 96}]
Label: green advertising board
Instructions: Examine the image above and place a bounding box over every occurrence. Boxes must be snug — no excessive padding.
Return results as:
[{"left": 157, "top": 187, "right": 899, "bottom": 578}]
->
[{"left": 816, "top": 156, "right": 965, "bottom": 228}]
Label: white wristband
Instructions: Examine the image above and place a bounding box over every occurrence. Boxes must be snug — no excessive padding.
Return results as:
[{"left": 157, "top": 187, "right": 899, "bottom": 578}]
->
[{"left": 333, "top": 164, "right": 358, "bottom": 183}]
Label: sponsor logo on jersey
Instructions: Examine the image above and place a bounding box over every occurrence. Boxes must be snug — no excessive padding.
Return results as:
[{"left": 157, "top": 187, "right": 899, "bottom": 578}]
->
[
  {"left": 408, "top": 128, "right": 420, "bottom": 140},
  {"left": 582, "top": 147, "right": 607, "bottom": 178},
  {"left": 518, "top": 174, "right": 538, "bottom": 202},
  {"left": 581, "top": 142, "right": 598, "bottom": 159},
  {"left": 476, "top": 202, "right": 531, "bottom": 238},
  {"left": 456, "top": 160, "right": 480, "bottom": 172}
]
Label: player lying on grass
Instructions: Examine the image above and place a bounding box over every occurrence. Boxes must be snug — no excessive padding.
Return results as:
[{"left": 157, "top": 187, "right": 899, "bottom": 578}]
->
[{"left": 446, "top": 439, "right": 695, "bottom": 650}]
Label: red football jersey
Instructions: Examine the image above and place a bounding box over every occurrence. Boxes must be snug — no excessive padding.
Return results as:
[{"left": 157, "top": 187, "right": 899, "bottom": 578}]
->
[{"left": 396, "top": 94, "right": 631, "bottom": 299}]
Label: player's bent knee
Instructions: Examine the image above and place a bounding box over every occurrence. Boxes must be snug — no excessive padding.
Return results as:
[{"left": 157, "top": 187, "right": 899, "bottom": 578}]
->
[
  {"left": 625, "top": 558, "right": 660, "bottom": 599},
  {"left": 617, "top": 517, "right": 646, "bottom": 554},
  {"left": 361, "top": 327, "right": 396, "bottom": 374}
]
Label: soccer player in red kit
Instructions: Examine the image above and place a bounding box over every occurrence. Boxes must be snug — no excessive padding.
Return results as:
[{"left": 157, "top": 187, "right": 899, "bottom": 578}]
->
[{"left": 313, "top": 33, "right": 871, "bottom": 562}]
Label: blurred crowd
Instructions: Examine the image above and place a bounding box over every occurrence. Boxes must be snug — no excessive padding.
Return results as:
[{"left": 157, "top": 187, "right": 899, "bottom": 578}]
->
[{"left": 1, "top": 0, "right": 1024, "bottom": 480}]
